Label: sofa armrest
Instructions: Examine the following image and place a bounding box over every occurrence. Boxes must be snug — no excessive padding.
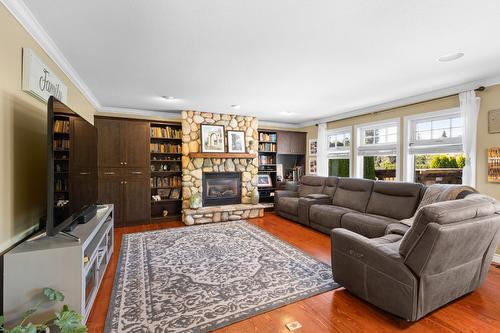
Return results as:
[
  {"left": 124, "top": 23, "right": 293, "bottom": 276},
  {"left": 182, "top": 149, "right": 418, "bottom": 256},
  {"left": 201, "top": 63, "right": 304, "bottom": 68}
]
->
[
  {"left": 298, "top": 197, "right": 332, "bottom": 225},
  {"left": 331, "top": 229, "right": 418, "bottom": 320},
  {"left": 385, "top": 222, "right": 410, "bottom": 236},
  {"left": 274, "top": 190, "right": 298, "bottom": 205}
]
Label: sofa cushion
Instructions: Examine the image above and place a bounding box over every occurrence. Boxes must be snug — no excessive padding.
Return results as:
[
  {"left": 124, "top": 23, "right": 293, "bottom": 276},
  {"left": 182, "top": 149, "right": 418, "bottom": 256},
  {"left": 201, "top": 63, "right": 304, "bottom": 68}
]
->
[
  {"left": 366, "top": 181, "right": 423, "bottom": 220},
  {"left": 332, "top": 178, "right": 374, "bottom": 212},
  {"left": 298, "top": 176, "right": 325, "bottom": 197},
  {"left": 341, "top": 212, "right": 399, "bottom": 238},
  {"left": 278, "top": 197, "right": 300, "bottom": 216},
  {"left": 310, "top": 205, "right": 355, "bottom": 231},
  {"left": 322, "top": 177, "right": 339, "bottom": 197}
]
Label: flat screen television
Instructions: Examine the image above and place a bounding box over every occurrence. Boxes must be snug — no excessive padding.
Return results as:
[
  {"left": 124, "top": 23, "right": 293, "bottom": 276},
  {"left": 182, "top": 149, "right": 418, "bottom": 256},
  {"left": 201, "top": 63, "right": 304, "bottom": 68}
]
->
[{"left": 46, "top": 96, "right": 98, "bottom": 237}]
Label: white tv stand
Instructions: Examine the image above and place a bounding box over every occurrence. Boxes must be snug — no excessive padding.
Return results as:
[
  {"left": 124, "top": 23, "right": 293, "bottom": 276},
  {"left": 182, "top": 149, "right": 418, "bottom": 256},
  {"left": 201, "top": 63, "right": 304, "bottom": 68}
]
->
[{"left": 3, "top": 204, "right": 114, "bottom": 324}]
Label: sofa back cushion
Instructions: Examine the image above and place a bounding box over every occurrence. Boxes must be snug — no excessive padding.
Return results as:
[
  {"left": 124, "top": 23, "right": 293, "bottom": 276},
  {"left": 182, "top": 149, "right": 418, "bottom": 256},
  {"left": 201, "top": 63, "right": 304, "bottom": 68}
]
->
[
  {"left": 366, "top": 181, "right": 423, "bottom": 220},
  {"left": 399, "top": 194, "right": 500, "bottom": 259},
  {"left": 322, "top": 177, "right": 339, "bottom": 197},
  {"left": 298, "top": 176, "right": 325, "bottom": 197},
  {"left": 332, "top": 178, "right": 374, "bottom": 212}
]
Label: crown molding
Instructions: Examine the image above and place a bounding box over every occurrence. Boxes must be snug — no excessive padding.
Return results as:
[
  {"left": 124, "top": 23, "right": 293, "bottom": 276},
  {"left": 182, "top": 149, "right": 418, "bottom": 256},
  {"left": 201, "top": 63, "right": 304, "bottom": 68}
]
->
[
  {"left": 258, "top": 120, "right": 303, "bottom": 129},
  {"left": 98, "top": 106, "right": 182, "bottom": 120},
  {"left": 298, "top": 74, "right": 500, "bottom": 127},
  {"left": 1, "top": 0, "right": 101, "bottom": 109}
]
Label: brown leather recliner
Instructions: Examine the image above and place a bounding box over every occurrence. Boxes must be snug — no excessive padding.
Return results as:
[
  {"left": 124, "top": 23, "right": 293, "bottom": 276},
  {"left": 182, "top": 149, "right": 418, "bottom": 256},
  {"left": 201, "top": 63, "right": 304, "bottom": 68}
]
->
[{"left": 331, "top": 194, "right": 500, "bottom": 321}]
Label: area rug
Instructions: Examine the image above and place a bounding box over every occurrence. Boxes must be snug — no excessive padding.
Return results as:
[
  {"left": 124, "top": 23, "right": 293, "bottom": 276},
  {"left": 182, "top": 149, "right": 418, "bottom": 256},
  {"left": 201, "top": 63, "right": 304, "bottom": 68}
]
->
[{"left": 105, "top": 221, "right": 339, "bottom": 332}]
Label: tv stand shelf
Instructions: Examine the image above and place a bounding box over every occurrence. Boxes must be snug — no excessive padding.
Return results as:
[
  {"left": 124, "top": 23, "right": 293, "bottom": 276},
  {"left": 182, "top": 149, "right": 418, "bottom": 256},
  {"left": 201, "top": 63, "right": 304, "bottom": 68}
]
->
[{"left": 3, "top": 204, "right": 114, "bottom": 325}]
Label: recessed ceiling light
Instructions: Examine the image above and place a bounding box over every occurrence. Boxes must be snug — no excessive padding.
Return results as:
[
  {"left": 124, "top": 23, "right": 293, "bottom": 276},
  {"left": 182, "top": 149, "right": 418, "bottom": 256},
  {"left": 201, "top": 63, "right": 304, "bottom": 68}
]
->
[
  {"left": 438, "top": 52, "right": 464, "bottom": 62},
  {"left": 162, "top": 96, "right": 176, "bottom": 100},
  {"left": 231, "top": 104, "right": 241, "bottom": 109}
]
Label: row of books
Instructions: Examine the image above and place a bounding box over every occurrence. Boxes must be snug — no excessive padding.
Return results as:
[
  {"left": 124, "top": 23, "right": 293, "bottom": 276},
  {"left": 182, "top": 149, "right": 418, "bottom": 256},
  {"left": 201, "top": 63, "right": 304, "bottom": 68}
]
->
[
  {"left": 150, "top": 176, "right": 182, "bottom": 188},
  {"left": 259, "top": 132, "right": 276, "bottom": 142},
  {"left": 259, "top": 155, "right": 275, "bottom": 165},
  {"left": 258, "top": 142, "right": 276, "bottom": 152},
  {"left": 54, "top": 178, "right": 68, "bottom": 192},
  {"left": 53, "top": 120, "right": 70, "bottom": 133},
  {"left": 150, "top": 126, "right": 181, "bottom": 139},
  {"left": 53, "top": 139, "right": 70, "bottom": 150},
  {"left": 150, "top": 143, "right": 181, "bottom": 153}
]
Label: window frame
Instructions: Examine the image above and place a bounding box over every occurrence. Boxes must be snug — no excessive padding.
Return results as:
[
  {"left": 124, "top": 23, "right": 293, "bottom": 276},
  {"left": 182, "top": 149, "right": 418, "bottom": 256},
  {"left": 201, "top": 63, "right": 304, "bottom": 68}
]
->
[
  {"left": 354, "top": 118, "right": 400, "bottom": 180},
  {"left": 403, "top": 107, "right": 463, "bottom": 182},
  {"left": 326, "top": 126, "right": 352, "bottom": 177}
]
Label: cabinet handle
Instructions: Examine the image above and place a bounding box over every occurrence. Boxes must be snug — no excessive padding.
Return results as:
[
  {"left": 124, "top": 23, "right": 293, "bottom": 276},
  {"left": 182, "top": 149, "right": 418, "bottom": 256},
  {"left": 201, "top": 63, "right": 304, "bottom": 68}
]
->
[
  {"left": 104, "top": 172, "right": 115, "bottom": 175},
  {"left": 120, "top": 162, "right": 124, "bottom": 165},
  {"left": 79, "top": 172, "right": 90, "bottom": 175},
  {"left": 130, "top": 171, "right": 142, "bottom": 175},
  {"left": 124, "top": 181, "right": 127, "bottom": 184},
  {"left": 124, "top": 162, "right": 127, "bottom": 165}
]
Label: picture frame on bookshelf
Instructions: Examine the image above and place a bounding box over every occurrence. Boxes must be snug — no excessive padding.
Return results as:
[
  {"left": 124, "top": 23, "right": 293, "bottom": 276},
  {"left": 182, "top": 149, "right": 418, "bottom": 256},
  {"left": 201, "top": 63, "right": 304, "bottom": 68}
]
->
[
  {"left": 157, "top": 188, "right": 171, "bottom": 197},
  {"left": 201, "top": 124, "right": 225, "bottom": 153},
  {"left": 170, "top": 188, "right": 181, "bottom": 199},
  {"left": 309, "top": 139, "right": 318, "bottom": 156},
  {"left": 257, "top": 174, "right": 273, "bottom": 188},
  {"left": 308, "top": 157, "right": 317, "bottom": 174},
  {"left": 227, "top": 130, "right": 246, "bottom": 153}
]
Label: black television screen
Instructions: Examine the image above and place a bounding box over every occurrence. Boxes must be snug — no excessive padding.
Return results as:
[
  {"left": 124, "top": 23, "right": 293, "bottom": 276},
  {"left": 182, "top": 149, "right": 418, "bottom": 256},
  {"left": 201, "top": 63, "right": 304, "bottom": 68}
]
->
[{"left": 47, "top": 96, "right": 98, "bottom": 236}]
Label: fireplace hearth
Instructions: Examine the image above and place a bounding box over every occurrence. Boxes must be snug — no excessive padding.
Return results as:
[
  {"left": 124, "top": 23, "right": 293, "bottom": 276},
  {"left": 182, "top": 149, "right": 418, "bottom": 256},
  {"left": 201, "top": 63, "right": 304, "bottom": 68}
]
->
[{"left": 202, "top": 172, "right": 242, "bottom": 206}]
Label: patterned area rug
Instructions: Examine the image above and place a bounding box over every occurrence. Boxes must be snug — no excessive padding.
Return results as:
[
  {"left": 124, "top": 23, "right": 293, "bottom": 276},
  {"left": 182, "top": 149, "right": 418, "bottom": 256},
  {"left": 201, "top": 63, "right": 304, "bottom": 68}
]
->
[{"left": 105, "top": 221, "right": 339, "bottom": 332}]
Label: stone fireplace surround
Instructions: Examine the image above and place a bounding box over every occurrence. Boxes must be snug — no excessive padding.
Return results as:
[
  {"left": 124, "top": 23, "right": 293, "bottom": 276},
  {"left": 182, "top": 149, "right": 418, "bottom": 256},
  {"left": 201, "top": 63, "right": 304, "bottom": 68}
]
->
[{"left": 181, "top": 111, "right": 265, "bottom": 225}]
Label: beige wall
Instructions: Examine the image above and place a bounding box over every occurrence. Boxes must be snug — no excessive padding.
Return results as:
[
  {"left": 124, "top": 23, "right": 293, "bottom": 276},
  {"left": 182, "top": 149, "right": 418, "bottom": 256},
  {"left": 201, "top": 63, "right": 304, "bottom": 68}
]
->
[{"left": 0, "top": 4, "right": 96, "bottom": 251}]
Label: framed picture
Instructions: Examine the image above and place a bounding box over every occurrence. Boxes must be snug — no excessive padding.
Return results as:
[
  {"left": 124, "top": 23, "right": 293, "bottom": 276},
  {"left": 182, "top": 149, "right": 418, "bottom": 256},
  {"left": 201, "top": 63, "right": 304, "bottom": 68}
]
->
[
  {"left": 488, "top": 147, "right": 500, "bottom": 183},
  {"left": 169, "top": 188, "right": 181, "bottom": 199},
  {"left": 157, "top": 188, "right": 171, "bottom": 197},
  {"left": 201, "top": 124, "right": 225, "bottom": 153},
  {"left": 308, "top": 157, "right": 317, "bottom": 174},
  {"left": 257, "top": 174, "right": 273, "bottom": 187},
  {"left": 227, "top": 130, "right": 246, "bottom": 153},
  {"left": 308, "top": 139, "right": 317, "bottom": 156}
]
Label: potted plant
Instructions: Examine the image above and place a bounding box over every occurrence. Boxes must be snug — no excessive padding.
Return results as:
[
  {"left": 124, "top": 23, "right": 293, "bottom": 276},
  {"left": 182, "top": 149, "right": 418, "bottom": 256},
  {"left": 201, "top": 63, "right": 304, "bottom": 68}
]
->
[{"left": 0, "top": 288, "right": 87, "bottom": 333}]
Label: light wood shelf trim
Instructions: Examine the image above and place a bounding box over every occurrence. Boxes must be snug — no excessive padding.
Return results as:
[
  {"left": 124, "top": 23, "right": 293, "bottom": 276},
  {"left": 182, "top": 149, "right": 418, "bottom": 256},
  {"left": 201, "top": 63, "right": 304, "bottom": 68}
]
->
[{"left": 189, "top": 152, "right": 257, "bottom": 159}]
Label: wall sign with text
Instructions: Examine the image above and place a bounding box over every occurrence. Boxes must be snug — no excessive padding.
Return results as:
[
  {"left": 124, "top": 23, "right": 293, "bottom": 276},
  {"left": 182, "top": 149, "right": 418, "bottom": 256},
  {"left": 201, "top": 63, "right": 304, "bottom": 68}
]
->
[{"left": 22, "top": 48, "right": 68, "bottom": 103}]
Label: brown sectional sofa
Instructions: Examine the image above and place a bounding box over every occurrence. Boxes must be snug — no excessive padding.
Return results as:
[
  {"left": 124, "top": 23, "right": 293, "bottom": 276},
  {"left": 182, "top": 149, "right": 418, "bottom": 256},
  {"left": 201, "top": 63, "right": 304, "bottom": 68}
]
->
[{"left": 275, "top": 176, "right": 500, "bottom": 321}]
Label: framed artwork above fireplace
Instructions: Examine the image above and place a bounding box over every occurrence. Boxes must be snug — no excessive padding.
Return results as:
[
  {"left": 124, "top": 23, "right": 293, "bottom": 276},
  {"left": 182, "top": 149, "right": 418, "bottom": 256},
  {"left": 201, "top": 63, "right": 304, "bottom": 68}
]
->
[{"left": 201, "top": 124, "right": 225, "bottom": 152}]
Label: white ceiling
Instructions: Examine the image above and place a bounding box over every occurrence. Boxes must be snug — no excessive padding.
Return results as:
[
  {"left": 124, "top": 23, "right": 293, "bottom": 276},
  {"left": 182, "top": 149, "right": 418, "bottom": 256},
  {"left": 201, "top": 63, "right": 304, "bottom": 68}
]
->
[{"left": 19, "top": 0, "right": 500, "bottom": 125}]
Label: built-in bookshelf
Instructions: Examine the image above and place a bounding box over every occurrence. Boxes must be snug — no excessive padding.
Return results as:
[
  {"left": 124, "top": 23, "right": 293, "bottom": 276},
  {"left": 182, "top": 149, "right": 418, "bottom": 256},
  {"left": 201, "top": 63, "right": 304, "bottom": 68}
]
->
[
  {"left": 258, "top": 130, "right": 278, "bottom": 203},
  {"left": 150, "top": 122, "right": 182, "bottom": 221},
  {"left": 53, "top": 116, "right": 71, "bottom": 217}
]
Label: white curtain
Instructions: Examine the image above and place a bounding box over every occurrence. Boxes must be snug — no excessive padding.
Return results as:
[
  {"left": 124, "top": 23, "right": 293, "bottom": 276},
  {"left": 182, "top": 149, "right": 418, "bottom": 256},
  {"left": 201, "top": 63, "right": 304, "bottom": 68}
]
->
[
  {"left": 459, "top": 90, "right": 481, "bottom": 188},
  {"left": 316, "top": 123, "right": 328, "bottom": 176}
]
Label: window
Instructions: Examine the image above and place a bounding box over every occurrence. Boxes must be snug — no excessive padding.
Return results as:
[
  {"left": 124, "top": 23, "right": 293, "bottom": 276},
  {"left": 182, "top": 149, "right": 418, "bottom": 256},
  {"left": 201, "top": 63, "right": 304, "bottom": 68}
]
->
[
  {"left": 327, "top": 127, "right": 351, "bottom": 177},
  {"left": 355, "top": 120, "right": 399, "bottom": 181},
  {"left": 404, "top": 109, "right": 464, "bottom": 184}
]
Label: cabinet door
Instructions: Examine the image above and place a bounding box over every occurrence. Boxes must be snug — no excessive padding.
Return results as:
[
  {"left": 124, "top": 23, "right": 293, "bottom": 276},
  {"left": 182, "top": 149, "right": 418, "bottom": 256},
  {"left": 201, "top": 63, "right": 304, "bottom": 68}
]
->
[
  {"left": 291, "top": 132, "right": 306, "bottom": 154},
  {"left": 123, "top": 178, "right": 151, "bottom": 226},
  {"left": 96, "top": 118, "right": 123, "bottom": 168},
  {"left": 122, "top": 121, "right": 150, "bottom": 168},
  {"left": 71, "top": 117, "right": 98, "bottom": 170},
  {"left": 277, "top": 131, "right": 291, "bottom": 154},
  {"left": 98, "top": 178, "right": 123, "bottom": 227}
]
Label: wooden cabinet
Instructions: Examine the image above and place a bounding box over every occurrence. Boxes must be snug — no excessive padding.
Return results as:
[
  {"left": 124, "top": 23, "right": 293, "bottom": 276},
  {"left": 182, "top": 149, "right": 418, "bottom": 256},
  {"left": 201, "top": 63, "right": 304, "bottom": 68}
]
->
[
  {"left": 96, "top": 117, "right": 151, "bottom": 227},
  {"left": 277, "top": 131, "right": 306, "bottom": 154},
  {"left": 96, "top": 118, "right": 149, "bottom": 168}
]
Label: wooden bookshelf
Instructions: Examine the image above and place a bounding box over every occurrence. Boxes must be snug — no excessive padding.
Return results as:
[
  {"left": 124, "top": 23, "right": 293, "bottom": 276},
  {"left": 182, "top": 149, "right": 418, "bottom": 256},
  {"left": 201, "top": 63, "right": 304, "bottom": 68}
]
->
[
  {"left": 53, "top": 115, "right": 71, "bottom": 210},
  {"left": 150, "top": 122, "right": 182, "bottom": 221},
  {"left": 257, "top": 130, "right": 278, "bottom": 204}
]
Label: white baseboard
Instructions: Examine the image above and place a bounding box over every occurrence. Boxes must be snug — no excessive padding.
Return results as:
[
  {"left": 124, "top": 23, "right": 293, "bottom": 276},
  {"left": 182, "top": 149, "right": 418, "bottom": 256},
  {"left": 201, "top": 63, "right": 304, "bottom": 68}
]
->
[{"left": 493, "top": 254, "right": 500, "bottom": 265}]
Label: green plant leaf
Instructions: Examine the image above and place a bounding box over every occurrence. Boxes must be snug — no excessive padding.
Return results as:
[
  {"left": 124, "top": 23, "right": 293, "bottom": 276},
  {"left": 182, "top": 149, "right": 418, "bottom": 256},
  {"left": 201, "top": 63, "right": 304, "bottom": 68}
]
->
[
  {"left": 23, "top": 308, "right": 37, "bottom": 318},
  {"left": 55, "top": 309, "right": 87, "bottom": 333},
  {"left": 0, "top": 315, "right": 4, "bottom": 326},
  {"left": 9, "top": 323, "right": 37, "bottom": 333},
  {"left": 44, "top": 288, "right": 65, "bottom": 302}
]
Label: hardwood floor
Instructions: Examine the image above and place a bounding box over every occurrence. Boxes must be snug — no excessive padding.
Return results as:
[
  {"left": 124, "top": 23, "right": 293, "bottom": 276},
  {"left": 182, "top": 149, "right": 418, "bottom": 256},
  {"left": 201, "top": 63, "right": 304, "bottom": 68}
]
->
[{"left": 86, "top": 213, "right": 500, "bottom": 333}]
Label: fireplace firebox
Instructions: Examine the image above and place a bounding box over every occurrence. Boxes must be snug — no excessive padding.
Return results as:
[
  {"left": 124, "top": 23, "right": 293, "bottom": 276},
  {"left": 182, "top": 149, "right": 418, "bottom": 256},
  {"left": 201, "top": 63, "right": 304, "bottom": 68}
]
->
[{"left": 202, "top": 172, "right": 242, "bottom": 206}]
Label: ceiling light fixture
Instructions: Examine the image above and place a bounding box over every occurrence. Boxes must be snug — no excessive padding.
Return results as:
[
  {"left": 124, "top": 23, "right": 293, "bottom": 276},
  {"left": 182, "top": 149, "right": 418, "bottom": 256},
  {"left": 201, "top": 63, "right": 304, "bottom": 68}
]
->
[
  {"left": 438, "top": 52, "right": 464, "bottom": 62},
  {"left": 231, "top": 104, "right": 241, "bottom": 109},
  {"left": 162, "top": 96, "right": 176, "bottom": 100}
]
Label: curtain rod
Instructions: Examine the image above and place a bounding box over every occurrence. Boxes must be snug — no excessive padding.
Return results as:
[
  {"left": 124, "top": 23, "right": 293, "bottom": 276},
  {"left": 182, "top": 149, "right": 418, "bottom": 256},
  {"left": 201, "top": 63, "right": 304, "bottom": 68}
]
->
[{"left": 315, "top": 86, "right": 485, "bottom": 126}]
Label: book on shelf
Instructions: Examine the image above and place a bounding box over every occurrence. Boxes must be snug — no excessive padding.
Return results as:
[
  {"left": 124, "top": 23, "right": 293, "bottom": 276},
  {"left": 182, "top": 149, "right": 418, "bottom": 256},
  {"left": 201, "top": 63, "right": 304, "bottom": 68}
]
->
[
  {"left": 259, "top": 132, "right": 276, "bottom": 142},
  {"left": 150, "top": 126, "right": 181, "bottom": 139},
  {"left": 259, "top": 155, "right": 275, "bottom": 165},
  {"left": 53, "top": 120, "right": 70, "bottom": 133},
  {"left": 53, "top": 139, "right": 70, "bottom": 150},
  {"left": 258, "top": 142, "right": 276, "bottom": 152},
  {"left": 150, "top": 176, "right": 182, "bottom": 188},
  {"left": 150, "top": 143, "right": 181, "bottom": 153}
]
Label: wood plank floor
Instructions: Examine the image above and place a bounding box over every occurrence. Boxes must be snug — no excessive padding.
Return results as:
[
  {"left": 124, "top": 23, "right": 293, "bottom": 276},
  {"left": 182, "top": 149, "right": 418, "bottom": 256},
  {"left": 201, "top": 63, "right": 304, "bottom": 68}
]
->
[{"left": 86, "top": 213, "right": 500, "bottom": 333}]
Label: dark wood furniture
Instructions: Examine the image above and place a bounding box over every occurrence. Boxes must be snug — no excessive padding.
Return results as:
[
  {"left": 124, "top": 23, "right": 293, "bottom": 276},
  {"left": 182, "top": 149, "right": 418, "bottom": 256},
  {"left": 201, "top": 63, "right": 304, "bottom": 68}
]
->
[
  {"left": 276, "top": 130, "right": 306, "bottom": 155},
  {"left": 257, "top": 130, "right": 278, "bottom": 203},
  {"left": 95, "top": 117, "right": 151, "bottom": 227}
]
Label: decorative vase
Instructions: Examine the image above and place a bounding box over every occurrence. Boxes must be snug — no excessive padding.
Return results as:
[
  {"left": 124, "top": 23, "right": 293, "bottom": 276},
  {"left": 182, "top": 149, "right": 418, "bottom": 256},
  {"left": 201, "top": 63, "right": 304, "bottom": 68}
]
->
[
  {"left": 190, "top": 193, "right": 202, "bottom": 209},
  {"left": 251, "top": 188, "right": 260, "bottom": 205}
]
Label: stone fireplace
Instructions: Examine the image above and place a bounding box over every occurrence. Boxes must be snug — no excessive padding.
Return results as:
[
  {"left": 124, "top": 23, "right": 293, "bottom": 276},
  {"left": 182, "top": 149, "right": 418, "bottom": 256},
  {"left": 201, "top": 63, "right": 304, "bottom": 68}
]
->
[
  {"left": 202, "top": 172, "right": 242, "bottom": 206},
  {"left": 181, "top": 111, "right": 265, "bottom": 225}
]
